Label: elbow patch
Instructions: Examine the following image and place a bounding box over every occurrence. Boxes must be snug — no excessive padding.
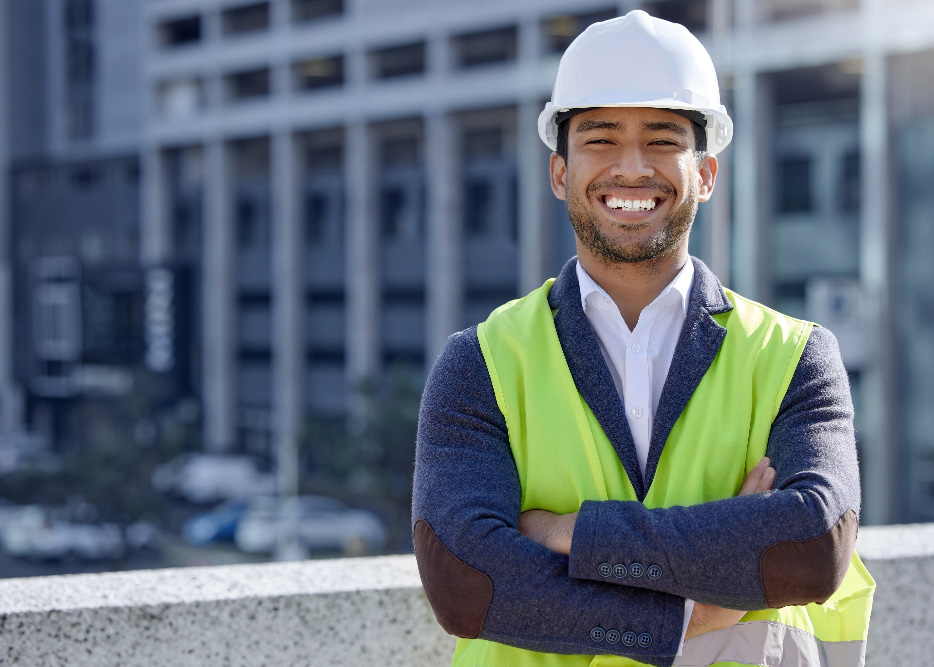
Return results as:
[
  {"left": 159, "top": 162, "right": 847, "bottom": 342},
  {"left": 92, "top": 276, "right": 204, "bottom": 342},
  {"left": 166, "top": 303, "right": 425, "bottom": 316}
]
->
[
  {"left": 760, "top": 508, "right": 857, "bottom": 608},
  {"left": 413, "top": 518, "right": 493, "bottom": 639}
]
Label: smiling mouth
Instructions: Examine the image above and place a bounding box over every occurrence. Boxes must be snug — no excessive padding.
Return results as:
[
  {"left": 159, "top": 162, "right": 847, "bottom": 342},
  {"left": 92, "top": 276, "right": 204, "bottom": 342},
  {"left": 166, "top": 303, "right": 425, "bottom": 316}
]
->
[{"left": 603, "top": 196, "right": 659, "bottom": 212}]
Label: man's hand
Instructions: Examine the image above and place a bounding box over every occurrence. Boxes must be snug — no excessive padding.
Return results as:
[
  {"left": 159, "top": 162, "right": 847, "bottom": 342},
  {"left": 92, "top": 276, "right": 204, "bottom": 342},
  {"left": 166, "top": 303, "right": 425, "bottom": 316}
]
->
[
  {"left": 518, "top": 509, "right": 578, "bottom": 555},
  {"left": 685, "top": 456, "right": 775, "bottom": 640}
]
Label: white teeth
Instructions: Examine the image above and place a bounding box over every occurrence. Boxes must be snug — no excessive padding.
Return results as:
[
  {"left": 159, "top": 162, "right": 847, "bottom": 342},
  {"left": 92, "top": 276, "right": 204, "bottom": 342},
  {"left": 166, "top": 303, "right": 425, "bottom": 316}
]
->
[{"left": 605, "top": 196, "right": 657, "bottom": 211}]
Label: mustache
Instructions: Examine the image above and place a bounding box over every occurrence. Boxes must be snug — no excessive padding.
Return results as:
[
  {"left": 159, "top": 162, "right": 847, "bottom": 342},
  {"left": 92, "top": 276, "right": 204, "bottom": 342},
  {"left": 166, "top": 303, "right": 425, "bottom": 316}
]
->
[{"left": 587, "top": 179, "right": 676, "bottom": 197}]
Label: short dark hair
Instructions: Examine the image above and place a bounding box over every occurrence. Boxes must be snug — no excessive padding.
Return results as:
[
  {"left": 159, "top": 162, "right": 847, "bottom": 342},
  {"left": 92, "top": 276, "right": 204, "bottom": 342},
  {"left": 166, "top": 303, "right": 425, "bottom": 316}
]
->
[{"left": 555, "top": 112, "right": 708, "bottom": 163}]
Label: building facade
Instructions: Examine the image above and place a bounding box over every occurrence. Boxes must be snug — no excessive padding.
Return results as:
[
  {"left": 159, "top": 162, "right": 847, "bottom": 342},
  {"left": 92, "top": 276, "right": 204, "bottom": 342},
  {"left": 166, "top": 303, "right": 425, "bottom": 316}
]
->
[{"left": 3, "top": 0, "right": 934, "bottom": 523}]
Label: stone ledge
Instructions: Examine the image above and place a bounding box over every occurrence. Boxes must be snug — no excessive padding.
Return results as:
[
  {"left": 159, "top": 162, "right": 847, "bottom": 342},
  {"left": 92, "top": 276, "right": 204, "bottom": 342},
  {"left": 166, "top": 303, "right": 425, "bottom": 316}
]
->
[
  {"left": 0, "top": 525, "right": 930, "bottom": 666},
  {"left": 857, "top": 523, "right": 934, "bottom": 666},
  {"left": 0, "top": 555, "right": 454, "bottom": 666}
]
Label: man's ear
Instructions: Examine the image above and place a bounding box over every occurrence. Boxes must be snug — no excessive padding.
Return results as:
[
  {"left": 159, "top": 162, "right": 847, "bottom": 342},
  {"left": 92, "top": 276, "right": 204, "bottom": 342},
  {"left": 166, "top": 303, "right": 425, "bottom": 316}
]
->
[
  {"left": 697, "top": 155, "right": 718, "bottom": 202},
  {"left": 550, "top": 153, "right": 567, "bottom": 201}
]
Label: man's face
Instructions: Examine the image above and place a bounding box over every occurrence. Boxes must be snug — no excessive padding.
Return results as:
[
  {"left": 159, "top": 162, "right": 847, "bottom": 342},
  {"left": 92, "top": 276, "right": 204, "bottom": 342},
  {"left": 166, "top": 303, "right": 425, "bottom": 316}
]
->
[{"left": 549, "top": 107, "right": 717, "bottom": 266}]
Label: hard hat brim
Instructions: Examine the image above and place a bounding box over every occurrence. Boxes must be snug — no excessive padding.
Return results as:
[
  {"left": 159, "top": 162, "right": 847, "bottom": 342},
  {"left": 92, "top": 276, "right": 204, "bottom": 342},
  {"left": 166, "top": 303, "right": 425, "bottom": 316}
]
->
[{"left": 538, "top": 102, "right": 733, "bottom": 156}]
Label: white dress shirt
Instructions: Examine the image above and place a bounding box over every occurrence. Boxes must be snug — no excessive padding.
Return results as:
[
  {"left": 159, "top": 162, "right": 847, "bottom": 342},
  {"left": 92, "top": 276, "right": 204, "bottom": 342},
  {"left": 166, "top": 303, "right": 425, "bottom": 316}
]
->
[{"left": 576, "top": 259, "right": 696, "bottom": 650}]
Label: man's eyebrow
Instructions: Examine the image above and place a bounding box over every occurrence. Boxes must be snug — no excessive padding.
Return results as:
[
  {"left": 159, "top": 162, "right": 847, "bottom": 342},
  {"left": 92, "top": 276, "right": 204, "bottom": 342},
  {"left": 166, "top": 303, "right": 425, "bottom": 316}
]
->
[
  {"left": 575, "top": 119, "right": 623, "bottom": 133},
  {"left": 642, "top": 121, "right": 688, "bottom": 136}
]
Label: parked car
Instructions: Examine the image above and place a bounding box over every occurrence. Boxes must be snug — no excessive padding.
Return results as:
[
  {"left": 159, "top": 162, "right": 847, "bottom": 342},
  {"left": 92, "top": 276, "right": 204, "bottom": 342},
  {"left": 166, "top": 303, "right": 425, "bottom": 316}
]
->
[
  {"left": 0, "top": 505, "right": 124, "bottom": 561},
  {"left": 0, "top": 495, "right": 19, "bottom": 530},
  {"left": 182, "top": 498, "right": 251, "bottom": 546},
  {"left": 151, "top": 453, "right": 277, "bottom": 504},
  {"left": 234, "top": 495, "right": 387, "bottom": 556}
]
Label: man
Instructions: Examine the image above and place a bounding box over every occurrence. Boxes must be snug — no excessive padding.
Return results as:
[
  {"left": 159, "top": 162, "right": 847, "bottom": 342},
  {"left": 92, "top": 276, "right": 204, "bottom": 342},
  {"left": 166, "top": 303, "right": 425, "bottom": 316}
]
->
[{"left": 412, "top": 11, "right": 874, "bottom": 667}]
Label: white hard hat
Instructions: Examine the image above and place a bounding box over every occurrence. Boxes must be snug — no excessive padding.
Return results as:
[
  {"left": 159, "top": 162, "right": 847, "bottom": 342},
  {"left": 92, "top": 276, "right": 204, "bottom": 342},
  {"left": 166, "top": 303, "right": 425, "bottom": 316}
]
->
[{"left": 538, "top": 10, "right": 733, "bottom": 155}]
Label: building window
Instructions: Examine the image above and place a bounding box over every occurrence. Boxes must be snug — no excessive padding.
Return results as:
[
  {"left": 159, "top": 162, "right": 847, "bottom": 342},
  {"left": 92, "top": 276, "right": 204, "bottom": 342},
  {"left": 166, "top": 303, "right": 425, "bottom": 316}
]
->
[
  {"left": 226, "top": 67, "right": 271, "bottom": 101},
  {"left": 159, "top": 15, "right": 202, "bottom": 47},
  {"left": 370, "top": 42, "right": 426, "bottom": 79},
  {"left": 542, "top": 9, "right": 616, "bottom": 54},
  {"left": 158, "top": 77, "right": 204, "bottom": 118},
  {"left": 124, "top": 159, "right": 141, "bottom": 186},
  {"left": 304, "top": 188, "right": 343, "bottom": 246},
  {"left": 292, "top": 0, "right": 343, "bottom": 23},
  {"left": 293, "top": 55, "right": 344, "bottom": 91},
  {"left": 306, "top": 140, "right": 343, "bottom": 170},
  {"left": 64, "top": 0, "right": 96, "bottom": 141},
  {"left": 64, "top": 0, "right": 94, "bottom": 30},
  {"left": 67, "top": 40, "right": 95, "bottom": 85},
  {"left": 66, "top": 96, "right": 94, "bottom": 141},
  {"left": 642, "top": 0, "right": 708, "bottom": 34},
  {"left": 380, "top": 136, "right": 420, "bottom": 166},
  {"left": 464, "top": 180, "right": 493, "bottom": 236},
  {"left": 453, "top": 26, "right": 518, "bottom": 69},
  {"left": 840, "top": 150, "right": 860, "bottom": 215},
  {"left": 463, "top": 127, "right": 504, "bottom": 159},
  {"left": 381, "top": 186, "right": 406, "bottom": 240},
  {"left": 71, "top": 165, "right": 102, "bottom": 189},
  {"left": 173, "top": 198, "right": 200, "bottom": 255},
  {"left": 760, "top": 0, "right": 859, "bottom": 22},
  {"left": 777, "top": 156, "right": 813, "bottom": 213},
  {"left": 237, "top": 195, "right": 267, "bottom": 248},
  {"left": 305, "top": 193, "right": 329, "bottom": 244},
  {"left": 222, "top": 2, "right": 270, "bottom": 36}
]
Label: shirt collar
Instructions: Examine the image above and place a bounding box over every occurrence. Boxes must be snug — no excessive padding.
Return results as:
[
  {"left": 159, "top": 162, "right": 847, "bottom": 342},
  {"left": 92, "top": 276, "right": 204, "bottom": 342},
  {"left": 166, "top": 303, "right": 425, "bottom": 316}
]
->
[{"left": 577, "top": 258, "right": 694, "bottom": 317}]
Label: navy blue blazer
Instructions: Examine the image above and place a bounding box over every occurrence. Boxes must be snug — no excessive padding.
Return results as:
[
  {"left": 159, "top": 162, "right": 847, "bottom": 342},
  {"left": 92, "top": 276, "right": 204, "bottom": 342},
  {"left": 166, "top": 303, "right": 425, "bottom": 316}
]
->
[{"left": 412, "top": 257, "right": 861, "bottom": 666}]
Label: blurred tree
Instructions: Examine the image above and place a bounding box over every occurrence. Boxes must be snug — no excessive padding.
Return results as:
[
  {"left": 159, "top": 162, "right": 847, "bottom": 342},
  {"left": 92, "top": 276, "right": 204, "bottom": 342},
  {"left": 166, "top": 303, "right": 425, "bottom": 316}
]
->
[
  {"left": 301, "top": 366, "right": 422, "bottom": 501},
  {"left": 4, "top": 372, "right": 201, "bottom": 522}
]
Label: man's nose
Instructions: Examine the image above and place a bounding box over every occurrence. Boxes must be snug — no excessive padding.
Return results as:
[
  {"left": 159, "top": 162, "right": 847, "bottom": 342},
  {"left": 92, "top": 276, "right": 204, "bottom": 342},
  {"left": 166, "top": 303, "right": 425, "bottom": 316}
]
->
[{"left": 610, "top": 146, "right": 654, "bottom": 181}]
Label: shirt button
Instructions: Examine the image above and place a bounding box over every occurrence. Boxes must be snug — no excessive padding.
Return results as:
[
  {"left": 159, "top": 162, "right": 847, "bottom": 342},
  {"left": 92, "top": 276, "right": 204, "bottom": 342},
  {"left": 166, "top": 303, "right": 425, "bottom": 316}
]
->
[
  {"left": 638, "top": 633, "right": 653, "bottom": 648},
  {"left": 598, "top": 562, "right": 612, "bottom": 577},
  {"left": 648, "top": 564, "right": 662, "bottom": 579},
  {"left": 630, "top": 406, "right": 644, "bottom": 419},
  {"left": 590, "top": 627, "right": 605, "bottom": 642},
  {"left": 622, "top": 631, "right": 637, "bottom": 646},
  {"left": 631, "top": 342, "right": 642, "bottom": 353},
  {"left": 629, "top": 562, "right": 644, "bottom": 578}
]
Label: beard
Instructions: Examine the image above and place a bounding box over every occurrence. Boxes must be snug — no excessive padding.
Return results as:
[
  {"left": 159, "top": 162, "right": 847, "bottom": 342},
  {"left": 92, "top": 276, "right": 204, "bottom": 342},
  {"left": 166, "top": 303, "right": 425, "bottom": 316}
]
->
[{"left": 566, "top": 177, "right": 697, "bottom": 265}]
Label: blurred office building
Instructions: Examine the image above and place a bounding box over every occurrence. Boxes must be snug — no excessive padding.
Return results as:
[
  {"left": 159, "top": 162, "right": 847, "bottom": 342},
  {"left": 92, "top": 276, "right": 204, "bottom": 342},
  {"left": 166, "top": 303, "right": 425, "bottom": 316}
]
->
[{"left": 1, "top": 0, "right": 934, "bottom": 524}]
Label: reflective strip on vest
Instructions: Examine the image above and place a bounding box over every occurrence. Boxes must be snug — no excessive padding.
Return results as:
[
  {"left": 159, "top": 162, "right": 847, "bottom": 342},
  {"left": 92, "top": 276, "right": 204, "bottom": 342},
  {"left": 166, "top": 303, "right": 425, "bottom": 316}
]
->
[{"left": 672, "top": 620, "right": 866, "bottom": 667}]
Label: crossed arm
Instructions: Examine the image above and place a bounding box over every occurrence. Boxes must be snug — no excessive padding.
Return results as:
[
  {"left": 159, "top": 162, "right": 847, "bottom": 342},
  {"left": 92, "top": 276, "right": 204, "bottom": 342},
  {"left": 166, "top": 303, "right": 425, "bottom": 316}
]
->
[
  {"left": 518, "top": 456, "right": 776, "bottom": 640},
  {"left": 412, "top": 326, "right": 860, "bottom": 664}
]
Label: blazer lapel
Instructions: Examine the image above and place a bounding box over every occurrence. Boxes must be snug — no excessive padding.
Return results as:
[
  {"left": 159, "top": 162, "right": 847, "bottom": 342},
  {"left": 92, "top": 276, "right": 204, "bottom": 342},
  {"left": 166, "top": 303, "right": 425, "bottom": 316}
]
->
[
  {"left": 549, "top": 259, "right": 646, "bottom": 500},
  {"left": 643, "top": 258, "right": 734, "bottom": 491}
]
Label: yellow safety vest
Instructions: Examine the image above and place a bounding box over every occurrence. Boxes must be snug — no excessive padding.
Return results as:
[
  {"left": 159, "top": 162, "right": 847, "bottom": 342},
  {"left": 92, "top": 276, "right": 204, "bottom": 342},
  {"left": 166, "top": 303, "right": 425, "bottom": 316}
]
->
[{"left": 460, "top": 278, "right": 874, "bottom": 667}]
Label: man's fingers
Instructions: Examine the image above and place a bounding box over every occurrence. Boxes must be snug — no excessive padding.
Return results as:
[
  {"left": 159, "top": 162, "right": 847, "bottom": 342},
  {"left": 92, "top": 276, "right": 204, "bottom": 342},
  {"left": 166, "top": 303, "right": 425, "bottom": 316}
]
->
[
  {"left": 758, "top": 466, "right": 775, "bottom": 493},
  {"left": 737, "top": 457, "right": 775, "bottom": 496}
]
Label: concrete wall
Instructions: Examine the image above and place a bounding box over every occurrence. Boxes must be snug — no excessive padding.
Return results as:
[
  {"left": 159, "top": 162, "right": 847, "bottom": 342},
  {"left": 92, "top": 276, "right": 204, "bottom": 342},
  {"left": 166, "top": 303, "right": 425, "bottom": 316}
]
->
[{"left": 0, "top": 524, "right": 931, "bottom": 666}]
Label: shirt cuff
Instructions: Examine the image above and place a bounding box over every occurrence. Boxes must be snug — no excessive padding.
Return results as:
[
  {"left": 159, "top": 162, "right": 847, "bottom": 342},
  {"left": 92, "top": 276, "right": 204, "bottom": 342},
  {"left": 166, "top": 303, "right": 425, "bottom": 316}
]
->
[{"left": 677, "top": 599, "right": 694, "bottom": 656}]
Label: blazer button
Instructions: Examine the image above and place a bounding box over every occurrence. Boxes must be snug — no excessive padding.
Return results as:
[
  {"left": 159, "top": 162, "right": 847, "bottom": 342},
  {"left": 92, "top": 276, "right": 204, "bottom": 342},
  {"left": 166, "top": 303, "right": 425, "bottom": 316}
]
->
[
  {"left": 629, "top": 562, "right": 644, "bottom": 578},
  {"left": 613, "top": 563, "right": 627, "bottom": 578},
  {"left": 598, "top": 562, "right": 612, "bottom": 577},
  {"left": 647, "top": 564, "right": 662, "bottom": 579},
  {"left": 622, "top": 631, "right": 637, "bottom": 646},
  {"left": 590, "top": 627, "right": 605, "bottom": 642},
  {"left": 605, "top": 629, "right": 621, "bottom": 644},
  {"left": 638, "top": 633, "right": 653, "bottom": 648}
]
